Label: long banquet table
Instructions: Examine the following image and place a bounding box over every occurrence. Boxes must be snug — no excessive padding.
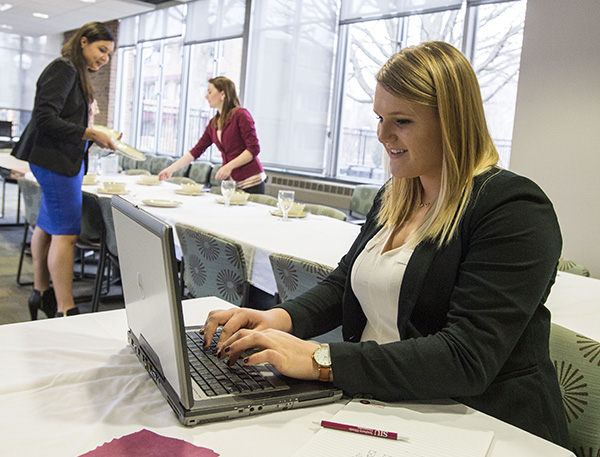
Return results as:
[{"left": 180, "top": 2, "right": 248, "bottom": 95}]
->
[
  {"left": 0, "top": 297, "right": 576, "bottom": 457},
  {"left": 81, "top": 173, "right": 361, "bottom": 294}
]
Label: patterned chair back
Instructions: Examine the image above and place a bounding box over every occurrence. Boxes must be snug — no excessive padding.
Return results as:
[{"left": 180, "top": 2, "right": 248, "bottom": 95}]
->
[
  {"left": 188, "top": 161, "right": 213, "bottom": 186},
  {"left": 97, "top": 196, "right": 119, "bottom": 259},
  {"left": 209, "top": 165, "right": 222, "bottom": 188},
  {"left": 247, "top": 194, "right": 278, "bottom": 206},
  {"left": 303, "top": 203, "right": 347, "bottom": 221},
  {"left": 175, "top": 223, "right": 249, "bottom": 306},
  {"left": 138, "top": 154, "right": 156, "bottom": 172},
  {"left": 168, "top": 177, "right": 196, "bottom": 185},
  {"left": 80, "top": 192, "right": 103, "bottom": 244},
  {"left": 149, "top": 156, "right": 175, "bottom": 175},
  {"left": 349, "top": 184, "right": 380, "bottom": 218},
  {"left": 16, "top": 178, "right": 42, "bottom": 285},
  {"left": 268, "top": 253, "right": 333, "bottom": 303},
  {"left": 558, "top": 258, "right": 591, "bottom": 277},
  {"left": 119, "top": 154, "right": 145, "bottom": 172},
  {"left": 17, "top": 178, "right": 42, "bottom": 227},
  {"left": 549, "top": 324, "right": 600, "bottom": 457}
]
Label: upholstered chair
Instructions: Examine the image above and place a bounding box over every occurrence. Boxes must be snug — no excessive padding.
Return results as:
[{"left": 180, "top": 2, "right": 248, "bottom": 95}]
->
[
  {"left": 175, "top": 223, "right": 249, "bottom": 306},
  {"left": 549, "top": 324, "right": 600, "bottom": 457}
]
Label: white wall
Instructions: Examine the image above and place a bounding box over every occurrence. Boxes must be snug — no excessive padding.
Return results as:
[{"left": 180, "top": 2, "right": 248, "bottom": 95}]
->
[{"left": 510, "top": 0, "right": 600, "bottom": 278}]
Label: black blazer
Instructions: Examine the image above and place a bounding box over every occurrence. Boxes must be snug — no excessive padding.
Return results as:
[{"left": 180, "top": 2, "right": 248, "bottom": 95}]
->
[
  {"left": 279, "top": 168, "right": 570, "bottom": 448},
  {"left": 12, "top": 57, "right": 88, "bottom": 177}
]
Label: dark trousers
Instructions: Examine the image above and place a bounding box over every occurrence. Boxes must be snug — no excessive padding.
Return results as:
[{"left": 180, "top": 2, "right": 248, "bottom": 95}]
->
[{"left": 242, "top": 181, "right": 265, "bottom": 194}]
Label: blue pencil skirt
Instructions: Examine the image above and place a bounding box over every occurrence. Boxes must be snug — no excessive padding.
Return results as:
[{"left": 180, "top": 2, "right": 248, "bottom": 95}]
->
[{"left": 30, "top": 163, "right": 84, "bottom": 235}]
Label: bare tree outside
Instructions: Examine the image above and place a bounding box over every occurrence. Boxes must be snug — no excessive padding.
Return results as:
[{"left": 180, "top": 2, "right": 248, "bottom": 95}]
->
[{"left": 337, "top": 1, "right": 527, "bottom": 181}]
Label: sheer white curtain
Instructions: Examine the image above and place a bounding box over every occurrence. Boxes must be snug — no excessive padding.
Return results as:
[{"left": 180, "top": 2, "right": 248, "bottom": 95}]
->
[
  {"left": 184, "top": 0, "right": 246, "bottom": 44},
  {"left": 244, "top": 0, "right": 338, "bottom": 173},
  {"left": 340, "top": 0, "right": 463, "bottom": 22},
  {"left": 139, "top": 5, "right": 185, "bottom": 42}
]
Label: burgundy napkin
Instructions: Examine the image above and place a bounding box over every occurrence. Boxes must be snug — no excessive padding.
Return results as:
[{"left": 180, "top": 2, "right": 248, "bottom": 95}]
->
[{"left": 80, "top": 429, "right": 219, "bottom": 457}]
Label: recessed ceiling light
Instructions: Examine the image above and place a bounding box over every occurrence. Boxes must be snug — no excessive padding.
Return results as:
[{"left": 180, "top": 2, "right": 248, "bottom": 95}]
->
[
  {"left": 32, "top": 12, "right": 50, "bottom": 19},
  {"left": 0, "top": 3, "right": 13, "bottom": 12},
  {"left": 80, "top": 0, "right": 97, "bottom": 3},
  {"left": 1, "top": 24, "right": 14, "bottom": 30}
]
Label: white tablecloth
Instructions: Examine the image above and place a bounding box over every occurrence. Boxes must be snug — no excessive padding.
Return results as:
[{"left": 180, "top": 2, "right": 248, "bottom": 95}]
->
[
  {"left": 0, "top": 298, "right": 574, "bottom": 457},
  {"left": 545, "top": 271, "right": 600, "bottom": 340},
  {"left": 84, "top": 174, "right": 361, "bottom": 294}
]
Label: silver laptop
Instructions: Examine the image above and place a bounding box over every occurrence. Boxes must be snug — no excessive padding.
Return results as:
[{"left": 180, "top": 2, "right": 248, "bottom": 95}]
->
[{"left": 111, "top": 196, "right": 343, "bottom": 426}]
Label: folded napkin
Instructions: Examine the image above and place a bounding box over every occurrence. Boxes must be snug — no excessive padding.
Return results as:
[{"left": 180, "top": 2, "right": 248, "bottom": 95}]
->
[{"left": 79, "top": 429, "right": 219, "bottom": 457}]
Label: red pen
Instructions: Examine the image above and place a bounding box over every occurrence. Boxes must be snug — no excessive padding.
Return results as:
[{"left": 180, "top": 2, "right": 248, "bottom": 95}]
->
[{"left": 319, "top": 420, "right": 409, "bottom": 442}]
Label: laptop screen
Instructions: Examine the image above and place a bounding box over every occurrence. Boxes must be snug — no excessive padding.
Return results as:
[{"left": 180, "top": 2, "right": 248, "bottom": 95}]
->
[{"left": 111, "top": 196, "right": 193, "bottom": 408}]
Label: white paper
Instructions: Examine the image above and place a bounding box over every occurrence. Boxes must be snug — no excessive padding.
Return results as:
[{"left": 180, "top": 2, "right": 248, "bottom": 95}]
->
[{"left": 292, "top": 399, "right": 494, "bottom": 457}]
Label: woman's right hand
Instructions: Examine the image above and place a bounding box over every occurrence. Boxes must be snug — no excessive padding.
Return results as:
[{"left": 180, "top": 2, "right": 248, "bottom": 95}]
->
[
  {"left": 158, "top": 167, "right": 173, "bottom": 181},
  {"left": 89, "top": 129, "right": 117, "bottom": 151},
  {"left": 201, "top": 307, "right": 293, "bottom": 353}
]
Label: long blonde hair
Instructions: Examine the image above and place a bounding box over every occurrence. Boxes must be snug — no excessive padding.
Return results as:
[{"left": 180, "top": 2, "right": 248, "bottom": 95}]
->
[{"left": 376, "top": 41, "right": 499, "bottom": 247}]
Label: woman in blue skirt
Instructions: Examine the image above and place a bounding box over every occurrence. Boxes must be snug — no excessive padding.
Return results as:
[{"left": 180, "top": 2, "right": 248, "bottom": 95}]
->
[{"left": 12, "top": 22, "right": 117, "bottom": 318}]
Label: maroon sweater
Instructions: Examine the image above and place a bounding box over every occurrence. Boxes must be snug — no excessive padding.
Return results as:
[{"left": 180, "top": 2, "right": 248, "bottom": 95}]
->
[{"left": 190, "top": 107, "right": 263, "bottom": 182}]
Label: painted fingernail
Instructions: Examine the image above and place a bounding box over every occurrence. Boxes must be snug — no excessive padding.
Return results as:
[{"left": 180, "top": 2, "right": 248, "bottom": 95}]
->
[
  {"left": 216, "top": 350, "right": 222, "bottom": 358},
  {"left": 224, "top": 346, "right": 230, "bottom": 353},
  {"left": 243, "top": 357, "right": 250, "bottom": 364}
]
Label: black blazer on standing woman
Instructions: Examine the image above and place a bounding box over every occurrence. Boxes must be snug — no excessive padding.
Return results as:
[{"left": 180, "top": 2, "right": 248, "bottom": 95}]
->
[{"left": 12, "top": 57, "right": 89, "bottom": 177}]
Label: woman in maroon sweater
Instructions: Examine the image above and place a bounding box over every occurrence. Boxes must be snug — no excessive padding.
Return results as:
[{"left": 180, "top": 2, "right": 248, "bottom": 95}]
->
[{"left": 159, "top": 76, "right": 265, "bottom": 193}]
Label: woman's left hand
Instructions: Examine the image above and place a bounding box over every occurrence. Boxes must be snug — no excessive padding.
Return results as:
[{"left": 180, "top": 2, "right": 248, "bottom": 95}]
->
[
  {"left": 217, "top": 328, "right": 321, "bottom": 381},
  {"left": 215, "top": 164, "right": 233, "bottom": 180}
]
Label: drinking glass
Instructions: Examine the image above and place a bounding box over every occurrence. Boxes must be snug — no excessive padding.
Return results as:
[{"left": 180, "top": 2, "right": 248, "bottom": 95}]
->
[
  {"left": 221, "top": 179, "right": 236, "bottom": 207},
  {"left": 278, "top": 190, "right": 295, "bottom": 221}
]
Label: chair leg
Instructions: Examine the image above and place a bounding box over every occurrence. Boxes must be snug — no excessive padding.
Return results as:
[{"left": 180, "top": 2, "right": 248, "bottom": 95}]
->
[
  {"left": 1, "top": 179, "right": 6, "bottom": 219},
  {"left": 91, "top": 239, "right": 107, "bottom": 313},
  {"left": 16, "top": 186, "right": 21, "bottom": 224},
  {"left": 16, "top": 222, "right": 33, "bottom": 286}
]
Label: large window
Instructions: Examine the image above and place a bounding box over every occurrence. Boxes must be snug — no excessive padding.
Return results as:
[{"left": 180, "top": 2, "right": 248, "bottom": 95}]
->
[
  {"left": 335, "top": 9, "right": 465, "bottom": 182},
  {"left": 184, "top": 39, "right": 243, "bottom": 161},
  {"left": 244, "top": 0, "right": 338, "bottom": 173},
  {"left": 115, "top": 0, "right": 246, "bottom": 158},
  {"left": 469, "top": 1, "right": 527, "bottom": 167},
  {"left": 113, "top": 0, "right": 527, "bottom": 179},
  {"left": 335, "top": 1, "right": 526, "bottom": 182},
  {"left": 0, "top": 32, "right": 61, "bottom": 135},
  {"left": 115, "top": 47, "right": 136, "bottom": 145},
  {"left": 137, "top": 39, "right": 183, "bottom": 154}
]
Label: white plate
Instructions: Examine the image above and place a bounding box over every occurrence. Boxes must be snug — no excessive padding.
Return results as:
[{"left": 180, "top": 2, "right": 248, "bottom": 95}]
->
[
  {"left": 270, "top": 209, "right": 308, "bottom": 218},
  {"left": 93, "top": 125, "right": 120, "bottom": 139},
  {"left": 137, "top": 180, "right": 161, "bottom": 186},
  {"left": 116, "top": 141, "right": 146, "bottom": 161},
  {"left": 143, "top": 199, "right": 182, "bottom": 208},
  {"left": 82, "top": 178, "right": 99, "bottom": 185},
  {"left": 175, "top": 189, "right": 204, "bottom": 196},
  {"left": 216, "top": 197, "right": 247, "bottom": 205},
  {"left": 97, "top": 188, "right": 129, "bottom": 195}
]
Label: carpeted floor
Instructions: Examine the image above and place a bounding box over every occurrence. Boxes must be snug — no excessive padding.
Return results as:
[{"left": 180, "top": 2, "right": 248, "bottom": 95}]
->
[{"left": 0, "top": 182, "right": 125, "bottom": 325}]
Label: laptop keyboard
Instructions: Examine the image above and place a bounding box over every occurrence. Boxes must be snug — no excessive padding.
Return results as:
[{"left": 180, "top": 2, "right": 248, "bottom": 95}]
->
[{"left": 186, "top": 329, "right": 282, "bottom": 397}]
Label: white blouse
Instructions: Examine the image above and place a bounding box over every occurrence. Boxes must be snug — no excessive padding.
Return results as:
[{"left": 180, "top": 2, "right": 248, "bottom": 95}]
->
[{"left": 350, "top": 225, "right": 414, "bottom": 344}]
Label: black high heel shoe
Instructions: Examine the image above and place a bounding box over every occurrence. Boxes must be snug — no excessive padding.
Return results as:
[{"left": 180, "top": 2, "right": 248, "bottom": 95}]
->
[{"left": 28, "top": 288, "right": 58, "bottom": 320}]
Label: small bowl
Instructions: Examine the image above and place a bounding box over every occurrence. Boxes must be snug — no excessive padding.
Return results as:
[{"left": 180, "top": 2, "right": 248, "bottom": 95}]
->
[
  {"left": 181, "top": 182, "right": 202, "bottom": 192},
  {"left": 287, "top": 202, "right": 305, "bottom": 215},
  {"left": 138, "top": 175, "right": 160, "bottom": 185},
  {"left": 103, "top": 181, "right": 127, "bottom": 193},
  {"left": 82, "top": 174, "right": 97, "bottom": 185},
  {"left": 230, "top": 191, "right": 250, "bottom": 204}
]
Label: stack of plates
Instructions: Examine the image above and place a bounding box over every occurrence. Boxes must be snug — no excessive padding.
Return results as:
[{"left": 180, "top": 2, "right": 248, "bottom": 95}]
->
[{"left": 93, "top": 125, "right": 146, "bottom": 161}]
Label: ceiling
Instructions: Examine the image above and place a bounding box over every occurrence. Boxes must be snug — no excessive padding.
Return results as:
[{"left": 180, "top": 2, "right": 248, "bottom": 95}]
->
[{"left": 0, "top": 0, "right": 188, "bottom": 37}]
